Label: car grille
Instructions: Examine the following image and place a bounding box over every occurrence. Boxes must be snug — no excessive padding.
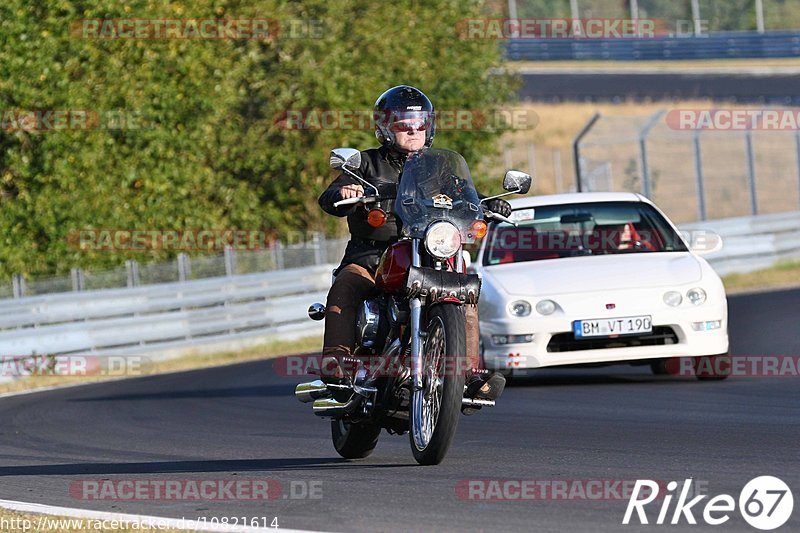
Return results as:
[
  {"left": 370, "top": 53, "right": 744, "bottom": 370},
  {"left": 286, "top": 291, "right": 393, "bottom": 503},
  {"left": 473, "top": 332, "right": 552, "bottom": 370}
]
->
[{"left": 546, "top": 326, "right": 679, "bottom": 353}]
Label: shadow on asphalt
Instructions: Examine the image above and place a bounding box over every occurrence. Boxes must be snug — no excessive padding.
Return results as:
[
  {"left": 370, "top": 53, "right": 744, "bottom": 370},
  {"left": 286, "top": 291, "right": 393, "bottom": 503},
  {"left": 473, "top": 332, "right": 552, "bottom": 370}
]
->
[
  {"left": 0, "top": 457, "right": 417, "bottom": 477},
  {"left": 69, "top": 384, "right": 294, "bottom": 402},
  {"left": 506, "top": 369, "right": 705, "bottom": 388}
]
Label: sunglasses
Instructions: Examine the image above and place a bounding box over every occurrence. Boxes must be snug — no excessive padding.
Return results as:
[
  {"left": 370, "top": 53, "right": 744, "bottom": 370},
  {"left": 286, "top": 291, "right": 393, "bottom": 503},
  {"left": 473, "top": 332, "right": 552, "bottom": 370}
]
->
[{"left": 392, "top": 121, "right": 427, "bottom": 133}]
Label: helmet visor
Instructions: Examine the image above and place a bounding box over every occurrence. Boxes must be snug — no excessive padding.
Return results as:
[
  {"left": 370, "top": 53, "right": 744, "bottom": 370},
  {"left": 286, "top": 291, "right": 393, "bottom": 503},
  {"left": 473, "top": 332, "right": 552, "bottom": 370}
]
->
[{"left": 375, "top": 110, "right": 433, "bottom": 131}]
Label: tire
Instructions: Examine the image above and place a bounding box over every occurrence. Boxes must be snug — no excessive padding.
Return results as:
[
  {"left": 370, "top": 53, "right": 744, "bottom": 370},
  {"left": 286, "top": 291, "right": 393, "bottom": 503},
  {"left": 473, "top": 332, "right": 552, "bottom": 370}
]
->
[
  {"left": 650, "top": 357, "right": 680, "bottom": 375},
  {"left": 409, "top": 304, "right": 466, "bottom": 466},
  {"left": 330, "top": 419, "right": 381, "bottom": 459},
  {"left": 693, "top": 354, "right": 731, "bottom": 381}
]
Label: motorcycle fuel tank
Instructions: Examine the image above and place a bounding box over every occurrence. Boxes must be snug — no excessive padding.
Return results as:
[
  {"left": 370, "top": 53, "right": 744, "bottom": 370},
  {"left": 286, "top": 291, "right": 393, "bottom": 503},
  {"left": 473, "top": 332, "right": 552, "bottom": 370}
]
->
[{"left": 375, "top": 240, "right": 412, "bottom": 294}]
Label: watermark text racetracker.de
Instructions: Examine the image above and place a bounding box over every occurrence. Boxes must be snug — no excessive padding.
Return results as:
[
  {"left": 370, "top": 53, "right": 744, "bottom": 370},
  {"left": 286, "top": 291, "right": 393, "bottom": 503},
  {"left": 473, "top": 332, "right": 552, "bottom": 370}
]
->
[
  {"left": 1, "top": 109, "right": 144, "bottom": 132},
  {"left": 456, "top": 18, "right": 660, "bottom": 39},
  {"left": 456, "top": 479, "right": 692, "bottom": 501},
  {"left": 0, "top": 355, "right": 150, "bottom": 378},
  {"left": 273, "top": 108, "right": 539, "bottom": 132},
  {"left": 666, "top": 109, "right": 800, "bottom": 131},
  {"left": 69, "top": 478, "right": 322, "bottom": 501},
  {"left": 70, "top": 18, "right": 324, "bottom": 40}
]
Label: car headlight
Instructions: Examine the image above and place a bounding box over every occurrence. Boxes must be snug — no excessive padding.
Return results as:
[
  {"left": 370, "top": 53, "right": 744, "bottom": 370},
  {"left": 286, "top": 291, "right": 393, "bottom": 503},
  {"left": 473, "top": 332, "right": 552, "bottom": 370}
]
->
[
  {"left": 535, "top": 299, "right": 557, "bottom": 316},
  {"left": 663, "top": 291, "right": 683, "bottom": 307},
  {"left": 424, "top": 221, "right": 461, "bottom": 259},
  {"left": 687, "top": 287, "right": 707, "bottom": 306},
  {"left": 509, "top": 300, "right": 532, "bottom": 317}
]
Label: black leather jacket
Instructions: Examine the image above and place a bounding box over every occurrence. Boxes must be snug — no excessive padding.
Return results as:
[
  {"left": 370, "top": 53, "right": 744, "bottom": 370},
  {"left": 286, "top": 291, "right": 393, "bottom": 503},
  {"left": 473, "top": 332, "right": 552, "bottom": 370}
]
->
[
  {"left": 319, "top": 145, "right": 491, "bottom": 273},
  {"left": 318, "top": 146, "right": 407, "bottom": 272}
]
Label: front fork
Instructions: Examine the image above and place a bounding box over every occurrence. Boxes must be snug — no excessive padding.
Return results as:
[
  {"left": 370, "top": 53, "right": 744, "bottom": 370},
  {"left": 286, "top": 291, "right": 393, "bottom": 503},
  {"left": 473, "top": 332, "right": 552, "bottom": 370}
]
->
[
  {"left": 409, "top": 239, "right": 465, "bottom": 392},
  {"left": 410, "top": 239, "right": 423, "bottom": 391}
]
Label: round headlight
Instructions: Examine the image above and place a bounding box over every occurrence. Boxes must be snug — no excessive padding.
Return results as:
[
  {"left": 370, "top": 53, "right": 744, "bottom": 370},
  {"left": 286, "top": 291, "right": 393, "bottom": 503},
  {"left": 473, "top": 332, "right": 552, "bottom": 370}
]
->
[
  {"left": 535, "top": 299, "right": 556, "bottom": 316},
  {"left": 687, "top": 287, "right": 707, "bottom": 306},
  {"left": 509, "top": 300, "right": 532, "bottom": 317},
  {"left": 663, "top": 291, "right": 683, "bottom": 307},
  {"left": 424, "top": 221, "right": 461, "bottom": 259}
]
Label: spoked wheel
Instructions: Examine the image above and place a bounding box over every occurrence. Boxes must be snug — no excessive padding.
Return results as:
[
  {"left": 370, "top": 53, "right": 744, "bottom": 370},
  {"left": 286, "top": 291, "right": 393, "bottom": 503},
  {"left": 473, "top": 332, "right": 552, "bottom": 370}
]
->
[
  {"left": 331, "top": 418, "right": 381, "bottom": 459},
  {"left": 410, "top": 304, "right": 466, "bottom": 465}
]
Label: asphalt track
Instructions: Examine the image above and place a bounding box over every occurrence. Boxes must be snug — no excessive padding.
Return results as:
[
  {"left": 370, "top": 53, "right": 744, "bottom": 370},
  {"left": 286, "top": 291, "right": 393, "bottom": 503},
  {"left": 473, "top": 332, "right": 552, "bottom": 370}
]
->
[
  {"left": 519, "top": 72, "right": 800, "bottom": 104},
  {"left": 0, "top": 288, "right": 798, "bottom": 532}
]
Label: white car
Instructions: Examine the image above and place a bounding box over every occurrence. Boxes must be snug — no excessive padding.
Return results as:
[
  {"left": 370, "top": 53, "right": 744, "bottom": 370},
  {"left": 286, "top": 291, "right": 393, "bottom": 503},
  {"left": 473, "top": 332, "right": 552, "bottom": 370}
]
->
[{"left": 472, "top": 192, "right": 729, "bottom": 380}]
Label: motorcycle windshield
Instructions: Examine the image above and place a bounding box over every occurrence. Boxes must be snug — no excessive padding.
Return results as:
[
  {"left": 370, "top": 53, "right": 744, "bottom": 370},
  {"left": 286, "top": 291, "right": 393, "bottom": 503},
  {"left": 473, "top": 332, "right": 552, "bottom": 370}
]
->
[{"left": 395, "top": 148, "right": 483, "bottom": 243}]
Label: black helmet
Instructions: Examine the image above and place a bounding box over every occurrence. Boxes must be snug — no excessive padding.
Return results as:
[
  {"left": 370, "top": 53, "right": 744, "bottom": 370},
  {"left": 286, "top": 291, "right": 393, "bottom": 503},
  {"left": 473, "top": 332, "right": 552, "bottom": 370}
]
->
[{"left": 373, "top": 85, "right": 435, "bottom": 149}]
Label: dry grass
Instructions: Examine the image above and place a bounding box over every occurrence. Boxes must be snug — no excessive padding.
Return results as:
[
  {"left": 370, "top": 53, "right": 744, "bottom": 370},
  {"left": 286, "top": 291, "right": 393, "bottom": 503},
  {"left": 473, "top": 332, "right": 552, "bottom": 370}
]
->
[
  {"left": 722, "top": 260, "right": 800, "bottom": 294},
  {"left": 0, "top": 507, "right": 186, "bottom": 532},
  {"left": 0, "top": 335, "right": 322, "bottom": 396},
  {"left": 481, "top": 100, "right": 800, "bottom": 224}
]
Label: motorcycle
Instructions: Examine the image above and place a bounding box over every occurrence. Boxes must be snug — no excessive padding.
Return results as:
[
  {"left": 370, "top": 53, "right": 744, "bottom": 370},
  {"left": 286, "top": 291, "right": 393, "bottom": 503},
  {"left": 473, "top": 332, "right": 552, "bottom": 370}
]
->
[{"left": 296, "top": 147, "right": 531, "bottom": 465}]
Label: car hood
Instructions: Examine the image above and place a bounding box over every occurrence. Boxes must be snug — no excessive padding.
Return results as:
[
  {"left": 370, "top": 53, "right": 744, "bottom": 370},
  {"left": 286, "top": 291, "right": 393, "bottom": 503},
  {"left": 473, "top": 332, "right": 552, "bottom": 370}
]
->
[{"left": 483, "top": 252, "right": 703, "bottom": 296}]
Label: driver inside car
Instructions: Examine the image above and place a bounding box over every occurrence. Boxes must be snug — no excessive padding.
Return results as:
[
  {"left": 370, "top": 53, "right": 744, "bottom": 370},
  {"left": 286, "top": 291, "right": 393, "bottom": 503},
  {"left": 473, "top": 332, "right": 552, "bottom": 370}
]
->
[{"left": 317, "top": 85, "right": 511, "bottom": 410}]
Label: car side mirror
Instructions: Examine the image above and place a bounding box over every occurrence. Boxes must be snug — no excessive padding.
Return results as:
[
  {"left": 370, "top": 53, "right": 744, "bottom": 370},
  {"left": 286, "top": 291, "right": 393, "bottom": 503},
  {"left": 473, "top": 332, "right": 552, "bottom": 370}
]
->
[
  {"left": 503, "top": 170, "right": 532, "bottom": 194},
  {"left": 687, "top": 230, "right": 724, "bottom": 256},
  {"left": 330, "top": 148, "right": 361, "bottom": 171}
]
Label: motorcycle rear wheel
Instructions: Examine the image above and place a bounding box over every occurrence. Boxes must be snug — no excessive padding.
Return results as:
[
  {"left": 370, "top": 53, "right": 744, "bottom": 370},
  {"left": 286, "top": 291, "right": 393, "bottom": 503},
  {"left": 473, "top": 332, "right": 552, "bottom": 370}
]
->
[{"left": 410, "top": 304, "right": 466, "bottom": 465}]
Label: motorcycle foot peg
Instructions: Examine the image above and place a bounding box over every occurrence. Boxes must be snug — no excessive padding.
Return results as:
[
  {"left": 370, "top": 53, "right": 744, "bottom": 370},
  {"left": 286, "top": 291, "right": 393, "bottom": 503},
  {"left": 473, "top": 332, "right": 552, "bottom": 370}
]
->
[{"left": 461, "top": 397, "right": 495, "bottom": 408}]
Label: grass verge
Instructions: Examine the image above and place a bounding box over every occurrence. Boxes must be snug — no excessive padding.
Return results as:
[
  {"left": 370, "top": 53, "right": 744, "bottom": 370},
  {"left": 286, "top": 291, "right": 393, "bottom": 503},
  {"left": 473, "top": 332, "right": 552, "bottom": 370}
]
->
[
  {"left": 0, "top": 335, "right": 322, "bottom": 396},
  {"left": 722, "top": 260, "right": 800, "bottom": 294},
  {"left": 0, "top": 506, "right": 189, "bottom": 532}
]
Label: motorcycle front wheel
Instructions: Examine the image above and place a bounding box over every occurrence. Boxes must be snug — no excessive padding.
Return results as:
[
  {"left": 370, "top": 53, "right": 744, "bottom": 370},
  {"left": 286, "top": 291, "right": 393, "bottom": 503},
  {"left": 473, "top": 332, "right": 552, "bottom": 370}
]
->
[
  {"left": 410, "top": 304, "right": 466, "bottom": 465},
  {"left": 331, "top": 419, "right": 381, "bottom": 459}
]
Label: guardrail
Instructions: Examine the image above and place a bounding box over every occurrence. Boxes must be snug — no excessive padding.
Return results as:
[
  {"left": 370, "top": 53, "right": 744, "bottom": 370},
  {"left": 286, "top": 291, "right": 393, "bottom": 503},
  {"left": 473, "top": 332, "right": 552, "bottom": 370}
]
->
[
  {"left": 681, "top": 211, "right": 800, "bottom": 276},
  {"left": 0, "top": 264, "right": 335, "bottom": 359},
  {"left": 1, "top": 211, "right": 798, "bottom": 360},
  {"left": 505, "top": 31, "right": 800, "bottom": 61}
]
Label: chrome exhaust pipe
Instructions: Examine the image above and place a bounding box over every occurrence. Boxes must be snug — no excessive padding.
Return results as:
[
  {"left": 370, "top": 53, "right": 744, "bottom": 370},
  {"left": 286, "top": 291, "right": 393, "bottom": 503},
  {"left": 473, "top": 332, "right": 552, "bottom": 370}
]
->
[
  {"left": 312, "top": 396, "right": 359, "bottom": 417},
  {"left": 295, "top": 380, "right": 331, "bottom": 403}
]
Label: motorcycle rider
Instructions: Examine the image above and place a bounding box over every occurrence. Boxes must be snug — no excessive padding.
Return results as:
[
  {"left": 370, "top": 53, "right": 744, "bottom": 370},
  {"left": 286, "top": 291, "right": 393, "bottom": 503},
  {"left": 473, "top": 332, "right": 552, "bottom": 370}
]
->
[{"left": 318, "top": 85, "right": 511, "bottom": 408}]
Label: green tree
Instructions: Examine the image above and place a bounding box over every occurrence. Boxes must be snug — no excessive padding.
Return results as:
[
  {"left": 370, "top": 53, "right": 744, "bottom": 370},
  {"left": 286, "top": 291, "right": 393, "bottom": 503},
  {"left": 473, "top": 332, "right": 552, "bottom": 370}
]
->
[{"left": 0, "top": 0, "right": 515, "bottom": 278}]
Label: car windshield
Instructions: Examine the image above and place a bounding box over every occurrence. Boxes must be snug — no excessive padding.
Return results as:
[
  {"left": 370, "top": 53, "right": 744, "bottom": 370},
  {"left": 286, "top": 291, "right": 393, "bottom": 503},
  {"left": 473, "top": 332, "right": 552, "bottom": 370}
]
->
[
  {"left": 395, "top": 148, "right": 483, "bottom": 243},
  {"left": 482, "top": 201, "right": 688, "bottom": 266}
]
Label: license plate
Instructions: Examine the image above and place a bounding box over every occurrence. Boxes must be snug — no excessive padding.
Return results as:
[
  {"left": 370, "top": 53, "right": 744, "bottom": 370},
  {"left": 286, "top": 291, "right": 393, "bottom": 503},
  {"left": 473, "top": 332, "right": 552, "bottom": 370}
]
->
[{"left": 573, "top": 315, "right": 653, "bottom": 338}]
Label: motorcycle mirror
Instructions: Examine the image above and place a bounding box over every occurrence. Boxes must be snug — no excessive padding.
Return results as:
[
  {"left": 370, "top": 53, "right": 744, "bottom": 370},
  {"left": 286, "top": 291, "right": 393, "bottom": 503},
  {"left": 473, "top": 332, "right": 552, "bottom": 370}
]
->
[
  {"left": 330, "top": 148, "right": 362, "bottom": 171},
  {"left": 503, "top": 170, "right": 532, "bottom": 194}
]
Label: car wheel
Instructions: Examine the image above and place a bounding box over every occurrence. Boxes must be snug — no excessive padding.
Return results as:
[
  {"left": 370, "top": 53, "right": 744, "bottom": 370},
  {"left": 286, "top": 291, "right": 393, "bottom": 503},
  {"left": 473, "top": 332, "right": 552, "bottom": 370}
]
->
[
  {"left": 479, "top": 338, "right": 513, "bottom": 380},
  {"left": 693, "top": 354, "right": 730, "bottom": 381},
  {"left": 649, "top": 357, "right": 680, "bottom": 376}
]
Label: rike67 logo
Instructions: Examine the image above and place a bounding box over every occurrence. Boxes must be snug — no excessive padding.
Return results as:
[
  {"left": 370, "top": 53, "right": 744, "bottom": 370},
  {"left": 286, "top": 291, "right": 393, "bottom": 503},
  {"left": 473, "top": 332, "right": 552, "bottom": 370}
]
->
[{"left": 623, "top": 477, "right": 794, "bottom": 530}]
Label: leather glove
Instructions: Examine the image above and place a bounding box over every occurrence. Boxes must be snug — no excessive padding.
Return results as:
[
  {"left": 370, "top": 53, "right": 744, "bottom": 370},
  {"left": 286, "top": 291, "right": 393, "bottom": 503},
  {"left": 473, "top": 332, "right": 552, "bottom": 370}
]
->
[{"left": 483, "top": 198, "right": 512, "bottom": 218}]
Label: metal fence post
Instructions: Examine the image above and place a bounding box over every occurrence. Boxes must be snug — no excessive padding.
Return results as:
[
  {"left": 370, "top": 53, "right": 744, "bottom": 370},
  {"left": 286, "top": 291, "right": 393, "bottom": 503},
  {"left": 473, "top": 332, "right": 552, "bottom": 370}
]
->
[
  {"left": 125, "top": 260, "right": 140, "bottom": 287},
  {"left": 224, "top": 245, "right": 237, "bottom": 276},
  {"left": 70, "top": 268, "right": 84, "bottom": 291},
  {"left": 795, "top": 131, "right": 800, "bottom": 210},
  {"left": 745, "top": 130, "right": 759, "bottom": 215},
  {"left": 755, "top": 0, "right": 765, "bottom": 34},
  {"left": 527, "top": 143, "right": 536, "bottom": 177},
  {"left": 639, "top": 110, "right": 666, "bottom": 199},
  {"left": 553, "top": 149, "right": 563, "bottom": 193},
  {"left": 573, "top": 113, "right": 601, "bottom": 193},
  {"left": 177, "top": 253, "right": 191, "bottom": 282},
  {"left": 693, "top": 130, "right": 707, "bottom": 221},
  {"left": 12, "top": 273, "right": 26, "bottom": 298},
  {"left": 274, "top": 241, "right": 285, "bottom": 270}
]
